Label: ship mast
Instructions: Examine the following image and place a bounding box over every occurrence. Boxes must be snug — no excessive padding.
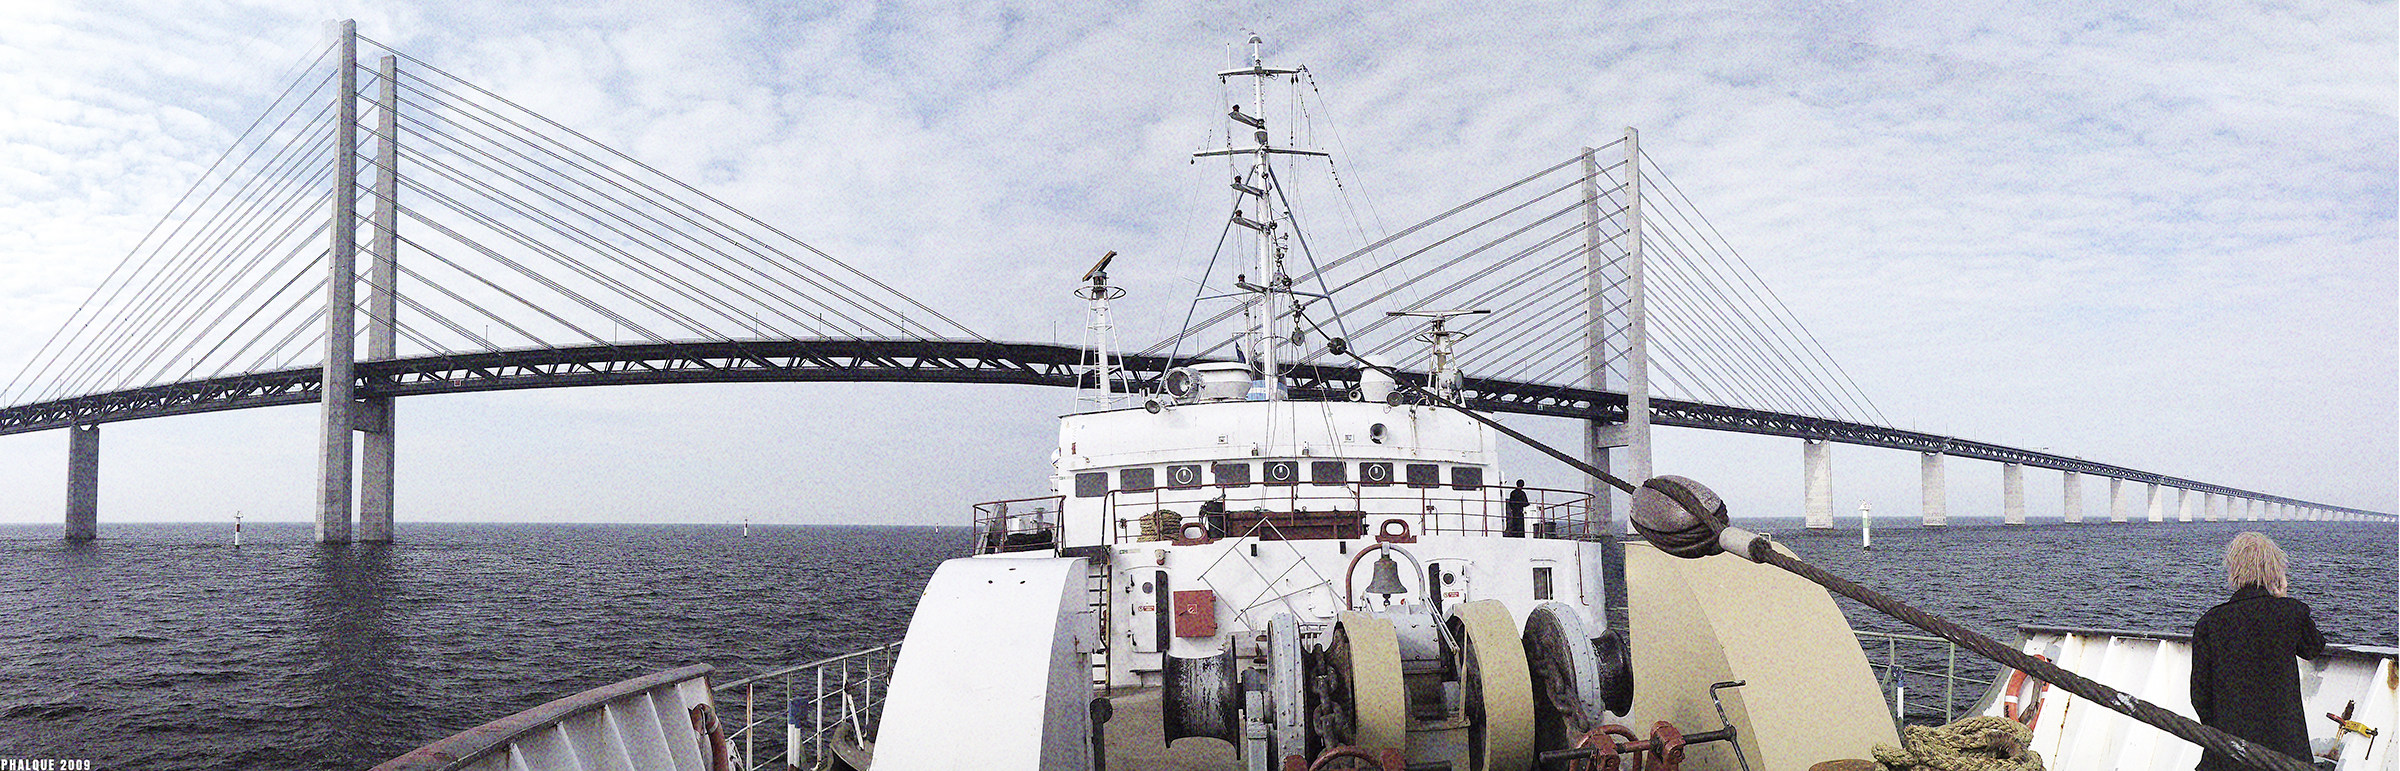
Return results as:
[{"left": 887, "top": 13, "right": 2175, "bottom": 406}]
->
[{"left": 1199, "top": 35, "right": 1324, "bottom": 403}]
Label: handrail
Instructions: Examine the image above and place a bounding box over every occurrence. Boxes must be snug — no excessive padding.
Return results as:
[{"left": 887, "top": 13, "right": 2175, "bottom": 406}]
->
[
  {"left": 710, "top": 643, "right": 902, "bottom": 771},
  {"left": 373, "top": 664, "right": 714, "bottom": 771},
  {"left": 712, "top": 642, "right": 901, "bottom": 692}
]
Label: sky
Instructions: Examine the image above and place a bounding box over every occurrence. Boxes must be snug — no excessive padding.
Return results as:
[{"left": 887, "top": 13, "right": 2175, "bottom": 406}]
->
[{"left": 0, "top": 0, "right": 2392, "bottom": 529}]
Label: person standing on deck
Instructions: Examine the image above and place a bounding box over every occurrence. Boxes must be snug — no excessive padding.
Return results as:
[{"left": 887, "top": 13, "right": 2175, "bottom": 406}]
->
[
  {"left": 2190, "top": 531, "right": 2325, "bottom": 771},
  {"left": 1505, "top": 480, "right": 1529, "bottom": 538}
]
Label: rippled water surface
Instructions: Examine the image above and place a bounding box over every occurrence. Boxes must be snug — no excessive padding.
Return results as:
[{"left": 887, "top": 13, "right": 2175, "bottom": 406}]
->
[{"left": 0, "top": 518, "right": 2389, "bottom": 770}]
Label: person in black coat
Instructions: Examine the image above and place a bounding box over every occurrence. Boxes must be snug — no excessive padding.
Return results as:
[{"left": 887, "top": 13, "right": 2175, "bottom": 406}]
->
[
  {"left": 1504, "top": 480, "right": 1530, "bottom": 538},
  {"left": 2190, "top": 531, "right": 2325, "bottom": 771}
]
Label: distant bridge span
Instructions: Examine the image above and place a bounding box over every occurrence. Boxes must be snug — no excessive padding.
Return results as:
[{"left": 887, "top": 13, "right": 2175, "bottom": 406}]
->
[
  {"left": 3, "top": 338, "right": 2382, "bottom": 519},
  {"left": 9, "top": 26, "right": 2385, "bottom": 538}
]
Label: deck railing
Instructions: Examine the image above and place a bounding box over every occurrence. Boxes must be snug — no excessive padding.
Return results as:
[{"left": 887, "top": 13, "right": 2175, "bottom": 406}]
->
[
  {"left": 971, "top": 485, "right": 1602, "bottom": 554},
  {"left": 1856, "top": 629, "right": 1989, "bottom": 726},
  {"left": 711, "top": 643, "right": 902, "bottom": 771}
]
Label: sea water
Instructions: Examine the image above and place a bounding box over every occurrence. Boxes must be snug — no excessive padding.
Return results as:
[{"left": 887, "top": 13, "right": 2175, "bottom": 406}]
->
[{"left": 0, "top": 518, "right": 2389, "bottom": 770}]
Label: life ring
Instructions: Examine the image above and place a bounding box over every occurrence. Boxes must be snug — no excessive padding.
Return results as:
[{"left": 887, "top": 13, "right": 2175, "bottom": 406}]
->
[{"left": 2001, "top": 656, "right": 2050, "bottom": 725}]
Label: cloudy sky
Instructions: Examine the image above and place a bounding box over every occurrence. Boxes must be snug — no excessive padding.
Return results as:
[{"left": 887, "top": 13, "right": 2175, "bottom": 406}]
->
[{"left": 0, "top": 1, "right": 2391, "bottom": 530}]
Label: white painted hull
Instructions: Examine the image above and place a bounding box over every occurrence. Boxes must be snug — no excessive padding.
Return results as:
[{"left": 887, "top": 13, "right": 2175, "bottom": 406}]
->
[{"left": 1976, "top": 625, "right": 2398, "bottom": 771}]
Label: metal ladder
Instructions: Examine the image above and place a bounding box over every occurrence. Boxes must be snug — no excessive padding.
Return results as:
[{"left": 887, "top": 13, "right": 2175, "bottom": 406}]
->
[{"left": 1087, "top": 556, "right": 1112, "bottom": 688}]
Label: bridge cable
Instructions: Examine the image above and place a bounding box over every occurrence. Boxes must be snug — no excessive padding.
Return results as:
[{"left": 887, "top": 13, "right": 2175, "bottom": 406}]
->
[
  {"left": 388, "top": 257, "right": 528, "bottom": 350},
  {"left": 363, "top": 37, "right": 982, "bottom": 341},
  {"left": 134, "top": 157, "right": 349, "bottom": 389},
  {"left": 52, "top": 109, "right": 340, "bottom": 402},
  {"left": 40, "top": 95, "right": 339, "bottom": 401},
  {"left": 1646, "top": 150, "right": 1886, "bottom": 423},
  {"left": 390, "top": 74, "right": 901, "bottom": 340},
  {"left": 1646, "top": 226, "right": 1845, "bottom": 419},
  {"left": 394, "top": 203, "right": 615, "bottom": 345},
  {"left": 1645, "top": 234, "right": 1830, "bottom": 417},
  {"left": 1343, "top": 211, "right": 1616, "bottom": 362},
  {"left": 385, "top": 78, "right": 846, "bottom": 339},
  {"left": 1176, "top": 170, "right": 1600, "bottom": 363},
  {"left": 385, "top": 122, "right": 740, "bottom": 341},
  {"left": 1644, "top": 150, "right": 1889, "bottom": 425},
  {"left": 3, "top": 43, "right": 337, "bottom": 405},
  {"left": 1639, "top": 180, "right": 1849, "bottom": 419},
  {"left": 1137, "top": 150, "right": 1594, "bottom": 357},
  {"left": 393, "top": 171, "right": 670, "bottom": 344},
  {"left": 207, "top": 252, "right": 329, "bottom": 376},
  {"left": 170, "top": 215, "right": 340, "bottom": 384}
]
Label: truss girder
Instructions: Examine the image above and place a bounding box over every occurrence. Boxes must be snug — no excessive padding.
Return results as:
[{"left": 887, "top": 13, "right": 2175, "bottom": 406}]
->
[{"left": 0, "top": 339, "right": 2376, "bottom": 517}]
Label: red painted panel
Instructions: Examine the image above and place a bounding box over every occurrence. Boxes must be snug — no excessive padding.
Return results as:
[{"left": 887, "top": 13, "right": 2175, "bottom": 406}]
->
[{"left": 1172, "top": 590, "right": 1217, "bottom": 638}]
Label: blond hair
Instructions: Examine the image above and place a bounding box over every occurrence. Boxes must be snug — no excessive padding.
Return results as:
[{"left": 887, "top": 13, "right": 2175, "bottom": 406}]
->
[{"left": 2224, "top": 531, "right": 2289, "bottom": 596}]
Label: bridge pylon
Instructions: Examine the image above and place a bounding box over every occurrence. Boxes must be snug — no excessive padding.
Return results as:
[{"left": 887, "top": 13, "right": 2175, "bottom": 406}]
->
[
  {"left": 315, "top": 19, "right": 360, "bottom": 544},
  {"left": 318, "top": 22, "right": 401, "bottom": 544}
]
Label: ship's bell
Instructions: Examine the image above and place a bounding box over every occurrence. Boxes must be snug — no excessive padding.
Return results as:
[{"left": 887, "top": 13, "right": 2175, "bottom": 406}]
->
[{"left": 1363, "top": 552, "right": 1408, "bottom": 597}]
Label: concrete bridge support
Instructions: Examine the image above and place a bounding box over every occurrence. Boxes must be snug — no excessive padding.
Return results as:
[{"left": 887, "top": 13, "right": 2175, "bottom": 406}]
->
[
  {"left": 2210, "top": 494, "right": 2225, "bottom": 522},
  {"left": 1920, "top": 452, "right": 1947, "bottom": 526},
  {"left": 2062, "top": 471, "right": 2083, "bottom": 524},
  {"left": 1804, "top": 439, "right": 1832, "bottom": 528},
  {"left": 1581, "top": 134, "right": 1647, "bottom": 542},
  {"left": 2002, "top": 462, "right": 2025, "bottom": 525},
  {"left": 316, "top": 20, "right": 360, "bottom": 544},
  {"left": 2108, "top": 477, "right": 2128, "bottom": 523},
  {"left": 2177, "top": 489, "right": 2194, "bottom": 522},
  {"left": 66, "top": 424, "right": 99, "bottom": 540},
  {"left": 357, "top": 53, "right": 401, "bottom": 544},
  {"left": 2145, "top": 483, "right": 2164, "bottom": 523}
]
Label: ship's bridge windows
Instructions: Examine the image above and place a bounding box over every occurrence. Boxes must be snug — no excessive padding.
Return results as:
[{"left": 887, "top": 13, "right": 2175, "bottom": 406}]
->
[
  {"left": 1451, "top": 466, "right": 1485, "bottom": 490},
  {"left": 1167, "top": 464, "right": 1203, "bottom": 489},
  {"left": 1359, "top": 462, "right": 1394, "bottom": 486},
  {"left": 1120, "top": 467, "right": 1157, "bottom": 491},
  {"left": 1074, "top": 471, "right": 1109, "bottom": 498},
  {"left": 1212, "top": 462, "right": 1252, "bottom": 486},
  {"left": 1263, "top": 460, "right": 1299, "bottom": 485},
  {"left": 1405, "top": 463, "right": 1441, "bottom": 489},
  {"left": 1310, "top": 461, "right": 1348, "bottom": 485}
]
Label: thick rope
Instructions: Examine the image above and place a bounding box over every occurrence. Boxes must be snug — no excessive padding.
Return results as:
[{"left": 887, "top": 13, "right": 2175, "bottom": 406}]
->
[{"left": 1870, "top": 716, "right": 2043, "bottom": 771}]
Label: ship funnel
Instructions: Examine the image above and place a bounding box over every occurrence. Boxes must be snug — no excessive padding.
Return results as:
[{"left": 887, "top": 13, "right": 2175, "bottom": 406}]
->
[{"left": 1363, "top": 552, "right": 1408, "bottom": 596}]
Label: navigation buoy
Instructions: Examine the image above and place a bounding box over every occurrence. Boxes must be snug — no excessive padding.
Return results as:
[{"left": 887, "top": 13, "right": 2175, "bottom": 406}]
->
[
  {"left": 233, "top": 510, "right": 243, "bottom": 547},
  {"left": 742, "top": 517, "right": 750, "bottom": 538},
  {"left": 1859, "top": 500, "right": 1872, "bottom": 550}
]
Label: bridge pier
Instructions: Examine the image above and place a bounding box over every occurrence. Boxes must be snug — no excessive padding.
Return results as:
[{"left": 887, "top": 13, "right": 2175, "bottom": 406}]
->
[
  {"left": 358, "top": 400, "right": 394, "bottom": 542},
  {"left": 356, "top": 52, "right": 401, "bottom": 544},
  {"left": 2208, "top": 493, "right": 2223, "bottom": 522},
  {"left": 1803, "top": 439, "right": 1832, "bottom": 528},
  {"left": 2145, "top": 483, "right": 2164, "bottom": 523},
  {"left": 2177, "top": 488, "right": 2194, "bottom": 522},
  {"left": 2061, "top": 471, "right": 2083, "bottom": 524},
  {"left": 2108, "top": 477, "right": 2127, "bottom": 523},
  {"left": 2002, "top": 462, "right": 2025, "bottom": 525},
  {"left": 66, "top": 424, "right": 98, "bottom": 540},
  {"left": 315, "top": 19, "right": 360, "bottom": 544},
  {"left": 1920, "top": 452, "right": 1946, "bottom": 526}
]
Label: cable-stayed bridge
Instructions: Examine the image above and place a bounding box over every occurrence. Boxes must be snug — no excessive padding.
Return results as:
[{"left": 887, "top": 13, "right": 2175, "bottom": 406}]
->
[{"left": 4, "top": 23, "right": 2386, "bottom": 542}]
